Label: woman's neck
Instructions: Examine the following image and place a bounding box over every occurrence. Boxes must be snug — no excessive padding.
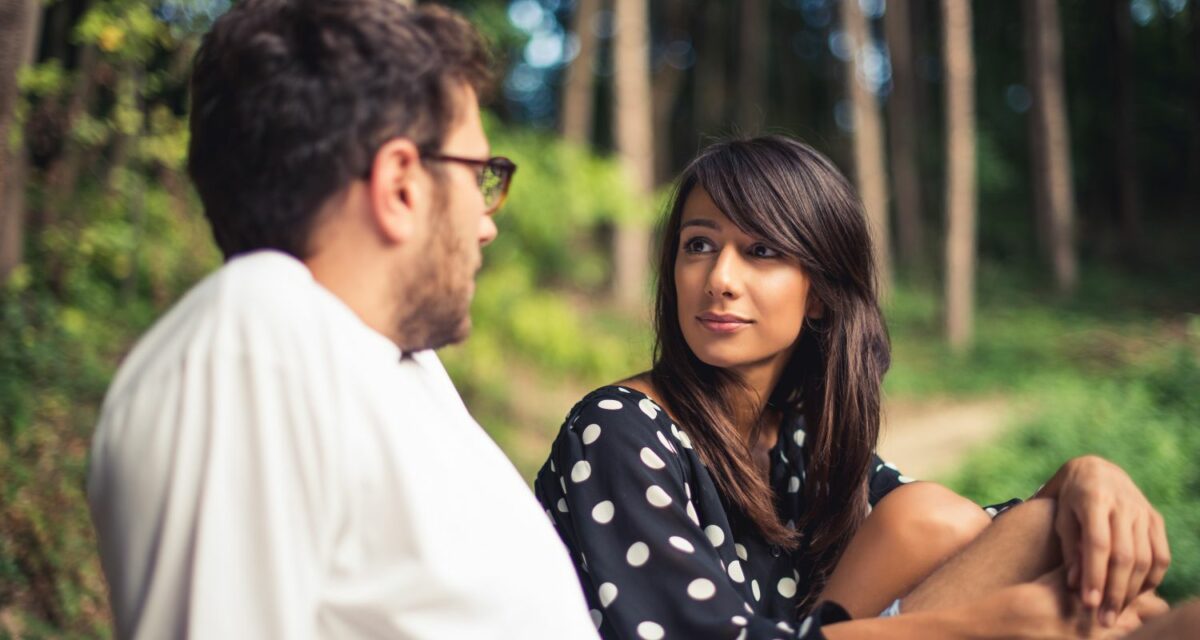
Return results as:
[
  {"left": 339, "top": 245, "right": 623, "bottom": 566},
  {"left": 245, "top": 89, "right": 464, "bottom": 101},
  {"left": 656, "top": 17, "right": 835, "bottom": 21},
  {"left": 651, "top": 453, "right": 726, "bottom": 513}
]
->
[
  {"left": 728, "top": 359, "right": 788, "bottom": 451},
  {"left": 622, "top": 358, "right": 787, "bottom": 453}
]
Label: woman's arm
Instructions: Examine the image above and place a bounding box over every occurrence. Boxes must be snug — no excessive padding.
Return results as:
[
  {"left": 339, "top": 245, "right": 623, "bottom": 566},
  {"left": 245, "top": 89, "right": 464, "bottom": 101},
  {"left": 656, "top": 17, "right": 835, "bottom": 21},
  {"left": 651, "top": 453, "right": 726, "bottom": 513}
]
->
[
  {"left": 826, "top": 569, "right": 1166, "bottom": 640},
  {"left": 1034, "top": 455, "right": 1170, "bottom": 626}
]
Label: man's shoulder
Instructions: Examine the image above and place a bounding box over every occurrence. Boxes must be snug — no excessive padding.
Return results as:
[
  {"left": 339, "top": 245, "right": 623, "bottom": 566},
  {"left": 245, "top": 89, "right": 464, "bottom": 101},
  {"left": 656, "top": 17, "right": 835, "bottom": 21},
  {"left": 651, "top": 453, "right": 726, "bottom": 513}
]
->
[{"left": 104, "top": 251, "right": 323, "bottom": 398}]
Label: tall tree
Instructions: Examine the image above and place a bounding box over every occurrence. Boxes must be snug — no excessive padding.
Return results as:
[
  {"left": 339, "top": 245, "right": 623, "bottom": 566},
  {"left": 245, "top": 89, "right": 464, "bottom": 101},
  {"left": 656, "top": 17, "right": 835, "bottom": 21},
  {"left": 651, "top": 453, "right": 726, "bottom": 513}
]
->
[
  {"left": 0, "top": 0, "right": 40, "bottom": 279},
  {"left": 694, "top": 0, "right": 728, "bottom": 137},
  {"left": 652, "top": 0, "right": 687, "bottom": 184},
  {"left": 561, "top": 0, "right": 600, "bottom": 145},
  {"left": 840, "top": 0, "right": 892, "bottom": 295},
  {"left": 1111, "top": 0, "right": 1141, "bottom": 258},
  {"left": 736, "top": 0, "right": 767, "bottom": 134},
  {"left": 1023, "top": 0, "right": 1077, "bottom": 293},
  {"left": 942, "top": 0, "right": 977, "bottom": 350},
  {"left": 1191, "top": 0, "right": 1200, "bottom": 204},
  {"left": 612, "top": 0, "right": 654, "bottom": 310},
  {"left": 884, "top": 0, "right": 924, "bottom": 271}
]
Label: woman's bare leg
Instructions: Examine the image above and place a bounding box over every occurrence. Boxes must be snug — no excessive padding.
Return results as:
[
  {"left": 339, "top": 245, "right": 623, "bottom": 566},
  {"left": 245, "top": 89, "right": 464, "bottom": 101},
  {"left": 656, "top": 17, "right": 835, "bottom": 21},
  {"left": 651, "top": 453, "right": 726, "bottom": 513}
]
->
[
  {"left": 903, "top": 497, "right": 1062, "bottom": 612},
  {"left": 819, "top": 482, "right": 993, "bottom": 618}
]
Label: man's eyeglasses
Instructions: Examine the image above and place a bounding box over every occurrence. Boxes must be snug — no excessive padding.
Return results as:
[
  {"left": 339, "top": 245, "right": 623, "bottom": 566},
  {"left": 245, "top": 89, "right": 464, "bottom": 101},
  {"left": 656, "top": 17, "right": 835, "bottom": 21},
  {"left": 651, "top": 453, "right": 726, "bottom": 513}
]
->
[{"left": 424, "top": 153, "right": 517, "bottom": 214}]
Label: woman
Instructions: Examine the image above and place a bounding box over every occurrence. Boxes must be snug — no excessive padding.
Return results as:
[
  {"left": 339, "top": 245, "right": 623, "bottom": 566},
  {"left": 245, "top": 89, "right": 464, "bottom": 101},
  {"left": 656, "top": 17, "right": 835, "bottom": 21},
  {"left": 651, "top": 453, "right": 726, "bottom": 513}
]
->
[{"left": 535, "top": 137, "right": 1169, "bottom": 639}]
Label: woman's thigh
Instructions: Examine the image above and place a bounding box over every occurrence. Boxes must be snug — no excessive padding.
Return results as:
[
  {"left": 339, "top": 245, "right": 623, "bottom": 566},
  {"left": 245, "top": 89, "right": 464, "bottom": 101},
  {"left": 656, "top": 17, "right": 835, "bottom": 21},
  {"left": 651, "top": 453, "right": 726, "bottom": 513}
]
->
[{"left": 818, "top": 482, "right": 992, "bottom": 618}]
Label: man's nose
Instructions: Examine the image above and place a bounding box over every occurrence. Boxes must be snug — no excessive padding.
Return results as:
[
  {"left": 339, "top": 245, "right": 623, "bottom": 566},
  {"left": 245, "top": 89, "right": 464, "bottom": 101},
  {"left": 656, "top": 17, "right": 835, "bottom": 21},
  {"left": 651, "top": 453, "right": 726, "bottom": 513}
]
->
[{"left": 479, "top": 212, "right": 498, "bottom": 247}]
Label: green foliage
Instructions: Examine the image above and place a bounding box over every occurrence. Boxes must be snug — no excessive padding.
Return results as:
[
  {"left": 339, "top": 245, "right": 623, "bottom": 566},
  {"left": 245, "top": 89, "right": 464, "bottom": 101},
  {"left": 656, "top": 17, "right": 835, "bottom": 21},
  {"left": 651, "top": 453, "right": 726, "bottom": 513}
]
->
[
  {"left": 886, "top": 273, "right": 1200, "bottom": 602},
  {"left": 440, "top": 123, "right": 652, "bottom": 468},
  {"left": 944, "top": 347, "right": 1200, "bottom": 602}
]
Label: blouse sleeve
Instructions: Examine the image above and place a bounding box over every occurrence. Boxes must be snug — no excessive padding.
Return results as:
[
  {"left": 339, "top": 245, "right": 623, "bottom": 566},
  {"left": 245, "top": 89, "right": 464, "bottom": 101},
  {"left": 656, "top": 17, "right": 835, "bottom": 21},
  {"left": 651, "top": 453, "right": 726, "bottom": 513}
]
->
[
  {"left": 538, "top": 392, "right": 841, "bottom": 640},
  {"left": 867, "top": 454, "right": 914, "bottom": 507},
  {"left": 867, "top": 454, "right": 1022, "bottom": 518}
]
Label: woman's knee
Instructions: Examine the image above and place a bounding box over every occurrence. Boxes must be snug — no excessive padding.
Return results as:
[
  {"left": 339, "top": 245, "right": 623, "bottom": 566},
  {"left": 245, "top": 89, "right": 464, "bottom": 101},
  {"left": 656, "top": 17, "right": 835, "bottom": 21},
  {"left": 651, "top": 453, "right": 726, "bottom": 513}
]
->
[{"left": 874, "top": 482, "right": 993, "bottom": 552}]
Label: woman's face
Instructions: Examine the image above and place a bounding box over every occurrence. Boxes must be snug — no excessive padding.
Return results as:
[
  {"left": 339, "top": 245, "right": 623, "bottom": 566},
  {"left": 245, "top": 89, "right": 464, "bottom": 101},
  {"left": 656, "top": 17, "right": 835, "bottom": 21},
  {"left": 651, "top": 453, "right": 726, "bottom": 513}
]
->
[{"left": 675, "top": 187, "right": 817, "bottom": 377}]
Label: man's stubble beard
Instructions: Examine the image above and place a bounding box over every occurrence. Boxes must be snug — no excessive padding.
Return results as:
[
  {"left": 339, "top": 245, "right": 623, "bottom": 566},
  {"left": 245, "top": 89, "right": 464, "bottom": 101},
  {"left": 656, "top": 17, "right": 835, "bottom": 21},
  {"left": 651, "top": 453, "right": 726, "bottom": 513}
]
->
[{"left": 392, "top": 201, "right": 477, "bottom": 353}]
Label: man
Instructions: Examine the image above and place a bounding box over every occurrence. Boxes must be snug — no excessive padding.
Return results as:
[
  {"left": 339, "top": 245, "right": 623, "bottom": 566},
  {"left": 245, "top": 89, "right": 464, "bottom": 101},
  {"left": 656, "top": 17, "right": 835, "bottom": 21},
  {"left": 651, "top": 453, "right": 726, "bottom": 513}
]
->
[{"left": 87, "top": 1, "right": 597, "bottom": 637}]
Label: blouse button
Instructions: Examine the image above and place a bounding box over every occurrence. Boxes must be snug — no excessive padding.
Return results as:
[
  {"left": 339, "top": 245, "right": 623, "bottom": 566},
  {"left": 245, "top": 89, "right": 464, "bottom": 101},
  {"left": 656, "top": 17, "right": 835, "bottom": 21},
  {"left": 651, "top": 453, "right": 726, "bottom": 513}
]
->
[{"left": 770, "top": 544, "right": 782, "bottom": 558}]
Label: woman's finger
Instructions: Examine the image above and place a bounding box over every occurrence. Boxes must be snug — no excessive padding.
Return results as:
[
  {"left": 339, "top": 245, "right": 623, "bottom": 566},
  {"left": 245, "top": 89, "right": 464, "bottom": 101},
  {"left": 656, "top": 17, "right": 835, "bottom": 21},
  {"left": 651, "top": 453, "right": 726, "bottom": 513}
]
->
[
  {"left": 1102, "top": 510, "right": 1135, "bottom": 627},
  {"left": 1078, "top": 504, "right": 1111, "bottom": 611},
  {"left": 1145, "top": 510, "right": 1171, "bottom": 591},
  {"left": 1125, "top": 513, "right": 1153, "bottom": 611},
  {"left": 1054, "top": 502, "right": 1081, "bottom": 589}
]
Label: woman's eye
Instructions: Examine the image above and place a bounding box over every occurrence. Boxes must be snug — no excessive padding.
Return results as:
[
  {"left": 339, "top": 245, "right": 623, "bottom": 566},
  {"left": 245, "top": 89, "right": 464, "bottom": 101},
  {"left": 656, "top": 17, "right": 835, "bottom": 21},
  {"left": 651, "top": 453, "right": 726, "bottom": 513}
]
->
[
  {"left": 683, "top": 237, "right": 713, "bottom": 253},
  {"left": 750, "top": 244, "right": 780, "bottom": 258}
]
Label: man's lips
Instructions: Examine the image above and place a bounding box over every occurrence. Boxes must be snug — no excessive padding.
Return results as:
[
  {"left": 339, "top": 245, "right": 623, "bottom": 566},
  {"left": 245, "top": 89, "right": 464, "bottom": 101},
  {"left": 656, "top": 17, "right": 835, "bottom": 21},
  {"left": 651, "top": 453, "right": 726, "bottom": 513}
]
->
[{"left": 696, "top": 313, "right": 753, "bottom": 333}]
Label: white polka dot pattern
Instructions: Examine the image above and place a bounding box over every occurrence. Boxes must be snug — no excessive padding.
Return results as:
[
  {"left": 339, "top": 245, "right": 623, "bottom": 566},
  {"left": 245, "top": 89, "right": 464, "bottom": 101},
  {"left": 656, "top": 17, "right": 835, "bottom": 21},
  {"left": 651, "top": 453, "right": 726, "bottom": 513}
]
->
[
  {"left": 668, "top": 536, "right": 695, "bottom": 553},
  {"left": 687, "top": 578, "right": 716, "bottom": 600},
  {"left": 704, "top": 525, "right": 725, "bottom": 547},
  {"left": 638, "top": 398, "right": 659, "bottom": 419},
  {"left": 727, "top": 560, "right": 745, "bottom": 583},
  {"left": 591, "top": 500, "right": 614, "bottom": 524},
  {"left": 571, "top": 461, "right": 591, "bottom": 483},
  {"left": 598, "top": 582, "right": 618, "bottom": 607},
  {"left": 534, "top": 386, "right": 924, "bottom": 640},
  {"left": 636, "top": 621, "right": 664, "bottom": 640},
  {"left": 646, "top": 485, "right": 672, "bottom": 508},
  {"left": 777, "top": 577, "right": 797, "bottom": 598},
  {"left": 626, "top": 541, "right": 650, "bottom": 567},
  {"left": 640, "top": 447, "right": 665, "bottom": 470}
]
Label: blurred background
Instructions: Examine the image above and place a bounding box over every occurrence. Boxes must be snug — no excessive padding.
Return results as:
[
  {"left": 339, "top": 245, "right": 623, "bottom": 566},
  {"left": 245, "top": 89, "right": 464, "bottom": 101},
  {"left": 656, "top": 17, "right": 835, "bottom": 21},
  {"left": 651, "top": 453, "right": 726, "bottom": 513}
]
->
[{"left": 1, "top": 0, "right": 1198, "bottom": 635}]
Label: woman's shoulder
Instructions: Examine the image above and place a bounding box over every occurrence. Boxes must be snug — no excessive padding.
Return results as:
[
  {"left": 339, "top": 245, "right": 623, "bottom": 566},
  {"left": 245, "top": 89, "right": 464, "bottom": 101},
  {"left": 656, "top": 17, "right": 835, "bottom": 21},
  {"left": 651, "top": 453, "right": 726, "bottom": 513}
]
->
[{"left": 553, "top": 381, "right": 688, "bottom": 458}]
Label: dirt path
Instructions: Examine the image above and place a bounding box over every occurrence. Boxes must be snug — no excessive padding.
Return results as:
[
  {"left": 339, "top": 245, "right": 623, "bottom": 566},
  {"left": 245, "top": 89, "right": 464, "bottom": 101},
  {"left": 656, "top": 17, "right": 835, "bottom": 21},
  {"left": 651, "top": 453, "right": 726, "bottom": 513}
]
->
[
  {"left": 877, "top": 396, "right": 1021, "bottom": 481},
  {"left": 496, "top": 362, "right": 1023, "bottom": 483}
]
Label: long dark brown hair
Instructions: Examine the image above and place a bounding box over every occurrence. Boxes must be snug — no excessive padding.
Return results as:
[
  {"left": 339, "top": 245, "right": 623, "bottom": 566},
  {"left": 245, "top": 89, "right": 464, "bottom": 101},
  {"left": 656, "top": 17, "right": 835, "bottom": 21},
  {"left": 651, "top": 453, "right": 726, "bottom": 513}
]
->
[{"left": 649, "top": 136, "right": 890, "bottom": 607}]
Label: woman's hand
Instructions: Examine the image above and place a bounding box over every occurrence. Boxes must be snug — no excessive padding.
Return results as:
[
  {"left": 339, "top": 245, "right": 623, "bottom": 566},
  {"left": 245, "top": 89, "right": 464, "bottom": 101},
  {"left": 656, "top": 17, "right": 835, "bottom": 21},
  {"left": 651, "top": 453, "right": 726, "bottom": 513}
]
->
[{"left": 1036, "top": 455, "right": 1171, "bottom": 627}]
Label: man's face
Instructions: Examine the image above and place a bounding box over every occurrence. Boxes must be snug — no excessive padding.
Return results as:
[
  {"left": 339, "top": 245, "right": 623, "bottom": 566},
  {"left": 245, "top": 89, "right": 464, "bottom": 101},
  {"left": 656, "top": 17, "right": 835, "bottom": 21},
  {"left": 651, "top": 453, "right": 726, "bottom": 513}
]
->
[{"left": 395, "top": 85, "right": 497, "bottom": 352}]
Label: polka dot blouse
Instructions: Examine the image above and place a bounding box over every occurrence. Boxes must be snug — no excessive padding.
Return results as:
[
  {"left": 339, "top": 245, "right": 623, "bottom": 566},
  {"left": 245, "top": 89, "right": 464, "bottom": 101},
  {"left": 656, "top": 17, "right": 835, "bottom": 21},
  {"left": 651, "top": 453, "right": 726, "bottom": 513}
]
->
[{"left": 535, "top": 385, "right": 1003, "bottom": 639}]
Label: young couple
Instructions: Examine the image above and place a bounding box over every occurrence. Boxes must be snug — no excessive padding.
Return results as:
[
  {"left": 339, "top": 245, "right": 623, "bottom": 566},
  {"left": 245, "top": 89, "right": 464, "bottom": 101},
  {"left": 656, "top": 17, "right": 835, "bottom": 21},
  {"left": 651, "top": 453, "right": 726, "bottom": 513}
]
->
[{"left": 87, "top": 1, "right": 1194, "bottom": 638}]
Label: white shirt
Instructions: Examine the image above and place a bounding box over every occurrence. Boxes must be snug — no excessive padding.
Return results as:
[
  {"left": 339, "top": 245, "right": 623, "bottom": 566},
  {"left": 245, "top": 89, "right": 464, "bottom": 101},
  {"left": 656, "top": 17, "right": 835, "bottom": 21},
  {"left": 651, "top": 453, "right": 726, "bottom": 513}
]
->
[{"left": 87, "top": 251, "right": 599, "bottom": 639}]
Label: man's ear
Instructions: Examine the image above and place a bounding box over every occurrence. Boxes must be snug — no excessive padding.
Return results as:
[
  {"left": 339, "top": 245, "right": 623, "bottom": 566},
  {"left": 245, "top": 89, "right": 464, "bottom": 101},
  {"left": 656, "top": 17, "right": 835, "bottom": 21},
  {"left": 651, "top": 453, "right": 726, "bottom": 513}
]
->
[{"left": 367, "top": 138, "right": 424, "bottom": 245}]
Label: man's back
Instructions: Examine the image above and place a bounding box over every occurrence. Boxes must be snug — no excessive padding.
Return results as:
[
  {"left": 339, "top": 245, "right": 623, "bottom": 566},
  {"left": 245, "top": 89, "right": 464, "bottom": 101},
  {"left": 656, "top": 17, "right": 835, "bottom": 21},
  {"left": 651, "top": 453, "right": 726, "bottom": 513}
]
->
[{"left": 88, "top": 251, "right": 596, "bottom": 639}]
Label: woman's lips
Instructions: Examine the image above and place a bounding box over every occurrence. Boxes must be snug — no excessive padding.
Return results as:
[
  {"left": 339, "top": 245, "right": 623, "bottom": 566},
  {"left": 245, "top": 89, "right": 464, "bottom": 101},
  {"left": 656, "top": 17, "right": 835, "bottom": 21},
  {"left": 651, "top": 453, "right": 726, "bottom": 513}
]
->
[{"left": 697, "top": 314, "right": 752, "bottom": 333}]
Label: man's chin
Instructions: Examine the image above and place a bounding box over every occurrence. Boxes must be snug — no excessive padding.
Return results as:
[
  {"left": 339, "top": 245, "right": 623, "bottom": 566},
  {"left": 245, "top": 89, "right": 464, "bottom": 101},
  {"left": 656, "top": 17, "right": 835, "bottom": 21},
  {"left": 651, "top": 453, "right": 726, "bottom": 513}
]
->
[{"left": 440, "top": 316, "right": 473, "bottom": 348}]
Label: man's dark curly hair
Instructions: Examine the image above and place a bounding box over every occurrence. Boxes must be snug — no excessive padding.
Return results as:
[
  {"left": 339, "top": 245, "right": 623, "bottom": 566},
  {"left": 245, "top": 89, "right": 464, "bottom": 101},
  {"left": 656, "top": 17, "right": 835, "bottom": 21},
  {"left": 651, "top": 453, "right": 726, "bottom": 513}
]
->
[{"left": 187, "top": 0, "right": 493, "bottom": 259}]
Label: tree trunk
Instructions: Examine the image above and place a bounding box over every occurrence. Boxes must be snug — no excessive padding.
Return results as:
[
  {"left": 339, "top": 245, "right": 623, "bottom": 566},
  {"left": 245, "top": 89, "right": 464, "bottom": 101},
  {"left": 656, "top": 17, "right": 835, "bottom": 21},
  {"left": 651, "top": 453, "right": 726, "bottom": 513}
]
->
[
  {"left": 612, "top": 0, "right": 654, "bottom": 310},
  {"left": 0, "top": 0, "right": 40, "bottom": 280},
  {"left": 736, "top": 0, "right": 767, "bottom": 135},
  {"left": 561, "top": 0, "right": 600, "bottom": 145},
  {"left": 653, "top": 0, "right": 686, "bottom": 184},
  {"left": 1111, "top": 0, "right": 1140, "bottom": 259},
  {"left": 840, "top": 0, "right": 892, "bottom": 296},
  {"left": 1190, "top": 0, "right": 1200, "bottom": 206},
  {"left": 694, "top": 0, "right": 728, "bottom": 137},
  {"left": 1023, "top": 0, "right": 1077, "bottom": 294},
  {"left": 942, "top": 0, "right": 977, "bottom": 351},
  {"left": 884, "top": 0, "right": 924, "bottom": 272}
]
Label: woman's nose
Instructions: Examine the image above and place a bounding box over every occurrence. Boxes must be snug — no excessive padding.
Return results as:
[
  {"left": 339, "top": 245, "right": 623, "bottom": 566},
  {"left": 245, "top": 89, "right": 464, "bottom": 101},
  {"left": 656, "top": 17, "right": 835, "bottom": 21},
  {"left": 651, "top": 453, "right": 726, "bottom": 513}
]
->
[{"left": 705, "top": 248, "right": 742, "bottom": 299}]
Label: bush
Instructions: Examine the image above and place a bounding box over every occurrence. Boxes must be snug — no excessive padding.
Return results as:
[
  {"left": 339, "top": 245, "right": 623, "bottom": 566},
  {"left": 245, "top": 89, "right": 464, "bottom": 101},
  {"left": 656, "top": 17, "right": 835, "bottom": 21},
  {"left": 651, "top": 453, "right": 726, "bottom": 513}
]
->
[{"left": 944, "top": 347, "right": 1200, "bottom": 602}]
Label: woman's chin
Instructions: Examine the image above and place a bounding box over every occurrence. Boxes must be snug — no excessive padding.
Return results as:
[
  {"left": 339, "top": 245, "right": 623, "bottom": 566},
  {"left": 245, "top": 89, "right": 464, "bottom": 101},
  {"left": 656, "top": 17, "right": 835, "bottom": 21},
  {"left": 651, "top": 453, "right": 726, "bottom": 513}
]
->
[{"left": 691, "top": 347, "right": 761, "bottom": 371}]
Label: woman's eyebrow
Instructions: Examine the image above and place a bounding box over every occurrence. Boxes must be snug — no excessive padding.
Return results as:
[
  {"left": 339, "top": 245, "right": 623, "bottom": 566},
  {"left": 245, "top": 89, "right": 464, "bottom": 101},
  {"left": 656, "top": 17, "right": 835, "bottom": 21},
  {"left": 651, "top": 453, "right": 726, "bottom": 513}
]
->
[{"left": 680, "top": 219, "right": 721, "bottom": 231}]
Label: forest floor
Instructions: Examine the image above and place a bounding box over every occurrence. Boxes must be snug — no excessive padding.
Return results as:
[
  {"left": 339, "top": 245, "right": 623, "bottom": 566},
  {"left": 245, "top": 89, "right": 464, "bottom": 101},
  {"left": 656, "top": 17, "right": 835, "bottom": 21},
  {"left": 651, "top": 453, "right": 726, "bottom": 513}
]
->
[
  {"left": 497, "top": 364, "right": 1021, "bottom": 485},
  {"left": 878, "top": 395, "right": 1025, "bottom": 481}
]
